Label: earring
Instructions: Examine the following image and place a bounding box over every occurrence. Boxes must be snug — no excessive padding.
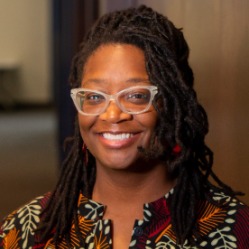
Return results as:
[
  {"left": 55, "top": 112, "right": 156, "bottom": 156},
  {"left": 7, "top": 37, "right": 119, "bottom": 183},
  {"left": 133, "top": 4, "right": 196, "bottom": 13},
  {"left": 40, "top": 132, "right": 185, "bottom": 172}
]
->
[
  {"left": 172, "top": 144, "right": 181, "bottom": 154},
  {"left": 82, "top": 143, "right": 89, "bottom": 165}
]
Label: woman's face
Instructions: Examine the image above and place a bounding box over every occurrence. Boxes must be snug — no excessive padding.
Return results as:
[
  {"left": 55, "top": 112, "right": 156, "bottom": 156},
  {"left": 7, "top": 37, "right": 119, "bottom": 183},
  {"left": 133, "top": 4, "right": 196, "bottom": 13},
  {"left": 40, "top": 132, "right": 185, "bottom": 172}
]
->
[{"left": 78, "top": 43, "right": 158, "bottom": 170}]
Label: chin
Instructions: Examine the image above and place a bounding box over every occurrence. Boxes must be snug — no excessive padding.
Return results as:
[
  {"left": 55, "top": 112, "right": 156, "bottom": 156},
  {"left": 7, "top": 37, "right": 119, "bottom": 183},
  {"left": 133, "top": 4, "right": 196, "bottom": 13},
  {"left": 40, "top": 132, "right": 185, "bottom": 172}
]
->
[{"left": 97, "top": 152, "right": 150, "bottom": 172}]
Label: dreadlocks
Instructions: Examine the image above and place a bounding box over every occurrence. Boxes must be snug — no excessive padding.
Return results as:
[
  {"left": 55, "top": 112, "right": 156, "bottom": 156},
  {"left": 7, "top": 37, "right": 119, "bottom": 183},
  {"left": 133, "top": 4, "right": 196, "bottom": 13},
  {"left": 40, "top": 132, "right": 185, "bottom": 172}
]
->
[{"left": 38, "top": 5, "right": 238, "bottom": 247}]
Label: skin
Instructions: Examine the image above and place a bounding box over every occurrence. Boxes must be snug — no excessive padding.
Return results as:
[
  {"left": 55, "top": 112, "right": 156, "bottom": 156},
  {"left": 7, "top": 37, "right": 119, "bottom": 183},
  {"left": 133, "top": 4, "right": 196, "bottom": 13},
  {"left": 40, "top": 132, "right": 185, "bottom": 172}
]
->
[
  {"left": 78, "top": 43, "right": 174, "bottom": 248},
  {"left": 79, "top": 45, "right": 157, "bottom": 171}
]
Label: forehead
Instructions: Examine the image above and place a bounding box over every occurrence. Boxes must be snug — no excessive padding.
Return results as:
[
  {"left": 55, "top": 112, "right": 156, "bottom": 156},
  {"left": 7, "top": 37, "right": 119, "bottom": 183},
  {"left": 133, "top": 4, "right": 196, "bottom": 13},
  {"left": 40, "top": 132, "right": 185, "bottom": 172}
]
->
[
  {"left": 84, "top": 43, "right": 145, "bottom": 68},
  {"left": 81, "top": 43, "right": 150, "bottom": 88}
]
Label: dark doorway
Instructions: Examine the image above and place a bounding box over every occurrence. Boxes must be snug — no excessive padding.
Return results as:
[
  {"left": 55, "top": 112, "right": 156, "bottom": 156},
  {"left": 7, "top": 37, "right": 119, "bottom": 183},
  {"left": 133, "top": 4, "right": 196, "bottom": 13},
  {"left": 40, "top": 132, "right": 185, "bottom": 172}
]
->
[{"left": 52, "top": 0, "right": 99, "bottom": 161}]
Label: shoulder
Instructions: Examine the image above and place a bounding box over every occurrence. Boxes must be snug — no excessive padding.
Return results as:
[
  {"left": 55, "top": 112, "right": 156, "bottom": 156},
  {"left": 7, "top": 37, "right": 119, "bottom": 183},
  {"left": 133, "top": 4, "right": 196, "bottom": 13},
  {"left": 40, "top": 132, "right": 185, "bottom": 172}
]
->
[
  {"left": 207, "top": 189, "right": 249, "bottom": 217},
  {"left": 197, "top": 190, "right": 249, "bottom": 248},
  {"left": 0, "top": 193, "right": 51, "bottom": 248}
]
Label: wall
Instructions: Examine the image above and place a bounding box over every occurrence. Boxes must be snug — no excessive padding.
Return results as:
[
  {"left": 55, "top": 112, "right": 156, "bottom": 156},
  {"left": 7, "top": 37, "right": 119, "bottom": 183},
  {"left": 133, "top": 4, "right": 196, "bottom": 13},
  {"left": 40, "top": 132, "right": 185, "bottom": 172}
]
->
[
  {"left": 100, "top": 0, "right": 249, "bottom": 204},
  {"left": 0, "top": 0, "right": 51, "bottom": 104},
  {"left": 140, "top": 0, "right": 249, "bottom": 204}
]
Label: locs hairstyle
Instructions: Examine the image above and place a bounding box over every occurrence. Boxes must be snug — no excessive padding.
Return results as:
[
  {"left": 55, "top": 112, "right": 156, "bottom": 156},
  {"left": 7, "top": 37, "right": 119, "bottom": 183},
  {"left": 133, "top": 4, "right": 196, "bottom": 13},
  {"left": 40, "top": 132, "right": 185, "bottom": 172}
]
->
[{"left": 38, "top": 5, "right": 237, "bottom": 247}]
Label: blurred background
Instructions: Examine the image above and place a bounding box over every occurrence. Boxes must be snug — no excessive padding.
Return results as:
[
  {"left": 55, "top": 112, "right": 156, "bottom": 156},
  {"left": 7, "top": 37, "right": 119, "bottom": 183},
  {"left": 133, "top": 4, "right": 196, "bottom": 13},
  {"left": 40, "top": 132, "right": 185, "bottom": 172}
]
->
[{"left": 0, "top": 0, "right": 248, "bottom": 220}]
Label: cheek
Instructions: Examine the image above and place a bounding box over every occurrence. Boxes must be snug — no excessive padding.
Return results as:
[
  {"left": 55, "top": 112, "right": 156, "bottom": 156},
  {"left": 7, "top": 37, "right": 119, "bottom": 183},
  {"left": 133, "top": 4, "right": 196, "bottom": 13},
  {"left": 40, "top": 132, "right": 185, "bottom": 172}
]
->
[
  {"left": 147, "top": 108, "right": 158, "bottom": 126},
  {"left": 138, "top": 109, "right": 158, "bottom": 132},
  {"left": 78, "top": 115, "right": 96, "bottom": 141}
]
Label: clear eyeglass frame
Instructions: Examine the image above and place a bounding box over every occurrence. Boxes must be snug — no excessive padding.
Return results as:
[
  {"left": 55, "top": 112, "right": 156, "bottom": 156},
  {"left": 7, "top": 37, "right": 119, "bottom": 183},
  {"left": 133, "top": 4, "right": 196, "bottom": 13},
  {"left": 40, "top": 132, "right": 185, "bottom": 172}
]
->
[{"left": 70, "top": 85, "right": 158, "bottom": 116}]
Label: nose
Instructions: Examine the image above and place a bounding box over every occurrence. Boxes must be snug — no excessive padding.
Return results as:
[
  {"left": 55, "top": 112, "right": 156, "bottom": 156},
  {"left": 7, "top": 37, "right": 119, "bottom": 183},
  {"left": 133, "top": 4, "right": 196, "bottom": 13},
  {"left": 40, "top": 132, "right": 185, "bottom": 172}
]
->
[{"left": 99, "top": 100, "right": 132, "bottom": 123}]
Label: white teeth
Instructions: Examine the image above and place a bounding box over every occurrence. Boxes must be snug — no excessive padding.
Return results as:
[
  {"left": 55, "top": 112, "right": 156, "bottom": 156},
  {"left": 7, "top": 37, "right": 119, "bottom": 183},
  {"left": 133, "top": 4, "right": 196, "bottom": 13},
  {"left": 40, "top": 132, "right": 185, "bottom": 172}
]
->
[{"left": 102, "top": 133, "right": 133, "bottom": 140}]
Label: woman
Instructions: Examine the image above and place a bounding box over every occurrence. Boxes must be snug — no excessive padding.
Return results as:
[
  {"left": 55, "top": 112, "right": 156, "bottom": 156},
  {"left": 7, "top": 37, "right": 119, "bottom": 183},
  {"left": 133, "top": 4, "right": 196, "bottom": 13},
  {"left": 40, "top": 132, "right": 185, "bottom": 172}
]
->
[{"left": 1, "top": 5, "right": 248, "bottom": 249}]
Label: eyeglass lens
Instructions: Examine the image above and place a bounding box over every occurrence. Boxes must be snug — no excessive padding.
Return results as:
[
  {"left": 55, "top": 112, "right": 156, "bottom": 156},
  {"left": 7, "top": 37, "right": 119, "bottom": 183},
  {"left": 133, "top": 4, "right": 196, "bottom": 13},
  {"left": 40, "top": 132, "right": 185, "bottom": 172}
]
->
[{"left": 76, "top": 87, "right": 153, "bottom": 114}]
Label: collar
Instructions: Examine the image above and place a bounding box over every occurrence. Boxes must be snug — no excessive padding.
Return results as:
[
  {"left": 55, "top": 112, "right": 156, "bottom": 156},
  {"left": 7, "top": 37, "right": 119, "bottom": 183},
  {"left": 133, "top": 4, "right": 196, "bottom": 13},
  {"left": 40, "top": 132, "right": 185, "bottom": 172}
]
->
[{"left": 77, "top": 188, "right": 174, "bottom": 222}]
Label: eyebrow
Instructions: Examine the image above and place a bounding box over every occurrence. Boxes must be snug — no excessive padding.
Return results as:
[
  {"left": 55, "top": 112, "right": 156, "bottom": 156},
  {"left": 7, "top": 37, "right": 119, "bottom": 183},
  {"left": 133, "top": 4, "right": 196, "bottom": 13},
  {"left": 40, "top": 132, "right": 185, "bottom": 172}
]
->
[
  {"left": 126, "top": 78, "right": 150, "bottom": 83},
  {"left": 83, "top": 78, "right": 150, "bottom": 85}
]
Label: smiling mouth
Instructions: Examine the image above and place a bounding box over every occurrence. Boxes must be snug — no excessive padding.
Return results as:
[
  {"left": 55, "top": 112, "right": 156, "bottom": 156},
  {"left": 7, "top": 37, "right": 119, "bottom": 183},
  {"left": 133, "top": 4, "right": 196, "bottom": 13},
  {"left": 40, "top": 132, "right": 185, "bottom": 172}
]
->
[{"left": 102, "top": 133, "right": 134, "bottom": 141}]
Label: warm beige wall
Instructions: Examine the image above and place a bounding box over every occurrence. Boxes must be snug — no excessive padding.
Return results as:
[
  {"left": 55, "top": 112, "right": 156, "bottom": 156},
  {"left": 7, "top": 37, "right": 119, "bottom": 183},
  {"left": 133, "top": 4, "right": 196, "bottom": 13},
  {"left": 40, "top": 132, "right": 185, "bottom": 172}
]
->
[
  {"left": 0, "top": 0, "right": 51, "bottom": 103},
  {"left": 137, "top": 0, "right": 249, "bottom": 204}
]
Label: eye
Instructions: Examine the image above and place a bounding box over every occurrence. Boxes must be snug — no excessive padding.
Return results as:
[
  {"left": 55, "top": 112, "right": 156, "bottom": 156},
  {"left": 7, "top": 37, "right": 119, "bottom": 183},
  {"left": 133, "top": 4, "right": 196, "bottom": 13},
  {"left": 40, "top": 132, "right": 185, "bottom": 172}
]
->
[
  {"left": 86, "top": 93, "right": 103, "bottom": 100},
  {"left": 79, "top": 92, "right": 105, "bottom": 105},
  {"left": 125, "top": 90, "right": 150, "bottom": 104},
  {"left": 128, "top": 93, "right": 148, "bottom": 99}
]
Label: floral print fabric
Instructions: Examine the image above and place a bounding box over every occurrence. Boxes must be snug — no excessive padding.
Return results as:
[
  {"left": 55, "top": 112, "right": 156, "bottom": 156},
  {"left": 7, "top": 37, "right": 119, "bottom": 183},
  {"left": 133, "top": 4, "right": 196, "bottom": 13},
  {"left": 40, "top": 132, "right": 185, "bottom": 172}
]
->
[{"left": 1, "top": 189, "right": 249, "bottom": 248}]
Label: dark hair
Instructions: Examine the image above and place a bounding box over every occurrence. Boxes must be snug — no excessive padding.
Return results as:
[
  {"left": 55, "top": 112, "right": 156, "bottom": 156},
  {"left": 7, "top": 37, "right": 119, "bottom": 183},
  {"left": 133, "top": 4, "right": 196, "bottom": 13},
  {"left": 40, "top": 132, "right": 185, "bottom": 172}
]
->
[{"left": 38, "top": 5, "right": 238, "bottom": 247}]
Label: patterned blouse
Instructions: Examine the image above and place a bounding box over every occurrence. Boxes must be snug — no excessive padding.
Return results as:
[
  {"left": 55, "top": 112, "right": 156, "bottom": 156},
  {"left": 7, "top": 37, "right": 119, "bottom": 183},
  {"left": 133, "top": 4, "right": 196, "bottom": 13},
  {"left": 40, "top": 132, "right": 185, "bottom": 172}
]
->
[{"left": 1, "top": 189, "right": 249, "bottom": 248}]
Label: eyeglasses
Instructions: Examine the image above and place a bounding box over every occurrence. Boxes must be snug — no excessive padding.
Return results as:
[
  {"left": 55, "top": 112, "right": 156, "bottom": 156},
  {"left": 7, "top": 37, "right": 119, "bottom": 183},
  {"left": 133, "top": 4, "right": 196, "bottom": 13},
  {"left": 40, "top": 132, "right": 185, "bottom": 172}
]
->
[{"left": 70, "top": 85, "right": 158, "bottom": 116}]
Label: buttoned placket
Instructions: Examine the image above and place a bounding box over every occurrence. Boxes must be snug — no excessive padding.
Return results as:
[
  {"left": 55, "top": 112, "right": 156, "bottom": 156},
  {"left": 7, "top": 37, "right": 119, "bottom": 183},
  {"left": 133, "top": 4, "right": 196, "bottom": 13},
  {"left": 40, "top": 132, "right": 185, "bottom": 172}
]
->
[{"left": 77, "top": 190, "right": 173, "bottom": 249}]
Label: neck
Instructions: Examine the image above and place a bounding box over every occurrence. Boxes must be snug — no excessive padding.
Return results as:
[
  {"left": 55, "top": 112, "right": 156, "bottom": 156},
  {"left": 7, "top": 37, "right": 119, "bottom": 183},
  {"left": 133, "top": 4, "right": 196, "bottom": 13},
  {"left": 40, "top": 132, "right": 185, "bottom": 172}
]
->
[{"left": 92, "top": 161, "right": 175, "bottom": 208}]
